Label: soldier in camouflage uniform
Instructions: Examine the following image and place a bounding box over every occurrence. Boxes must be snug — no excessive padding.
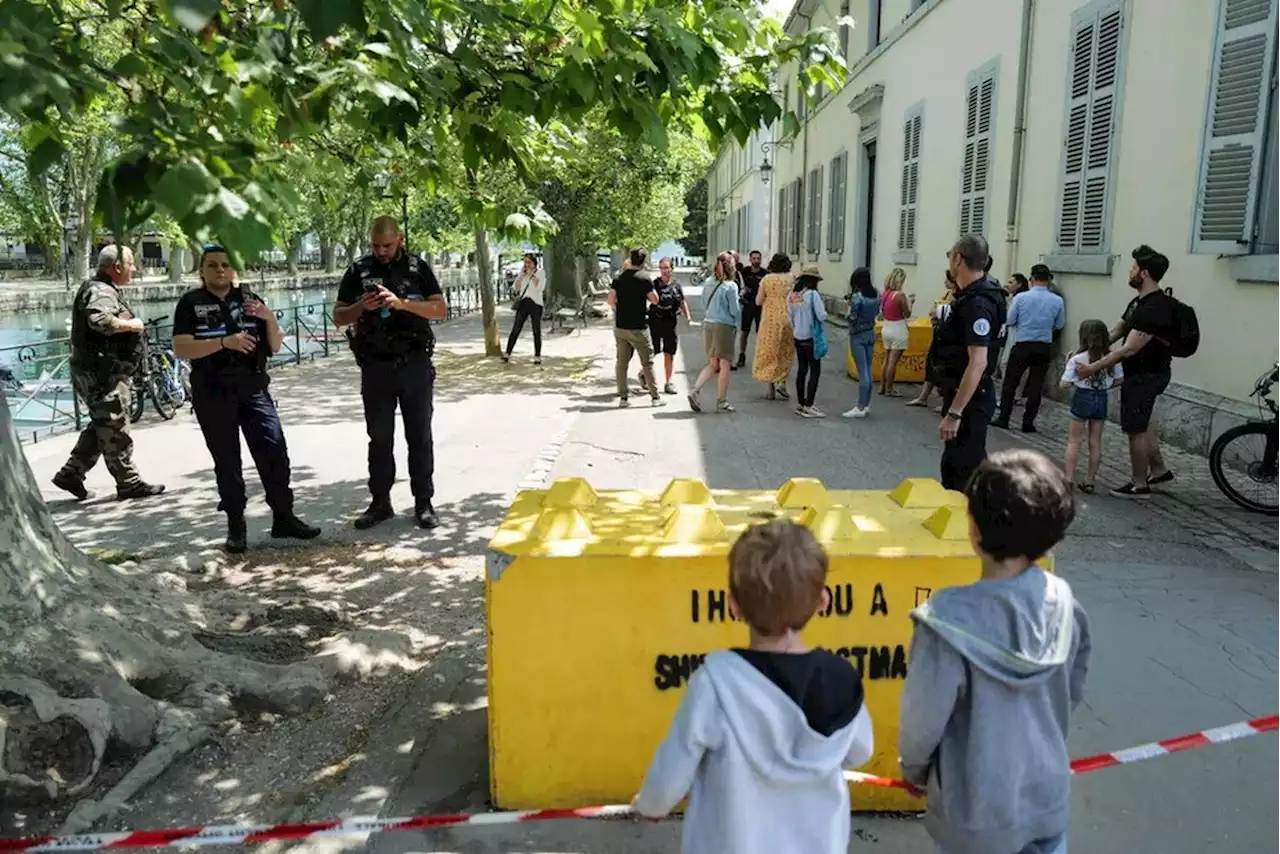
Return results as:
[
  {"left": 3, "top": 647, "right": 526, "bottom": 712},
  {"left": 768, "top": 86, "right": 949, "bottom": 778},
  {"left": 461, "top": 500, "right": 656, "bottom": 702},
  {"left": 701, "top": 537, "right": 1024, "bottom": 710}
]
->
[{"left": 52, "top": 245, "right": 165, "bottom": 501}]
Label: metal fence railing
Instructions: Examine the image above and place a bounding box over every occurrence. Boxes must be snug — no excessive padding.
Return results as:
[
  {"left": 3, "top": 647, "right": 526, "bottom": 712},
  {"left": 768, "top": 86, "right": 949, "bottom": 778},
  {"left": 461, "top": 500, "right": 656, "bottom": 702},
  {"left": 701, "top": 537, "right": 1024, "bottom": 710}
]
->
[{"left": 3, "top": 280, "right": 486, "bottom": 444}]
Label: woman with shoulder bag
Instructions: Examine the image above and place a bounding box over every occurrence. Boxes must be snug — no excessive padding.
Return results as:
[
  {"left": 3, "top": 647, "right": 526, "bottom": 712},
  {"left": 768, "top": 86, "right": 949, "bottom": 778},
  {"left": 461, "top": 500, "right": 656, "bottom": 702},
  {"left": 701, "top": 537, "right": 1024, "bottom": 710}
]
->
[
  {"left": 502, "top": 253, "right": 544, "bottom": 365},
  {"left": 788, "top": 263, "right": 829, "bottom": 418}
]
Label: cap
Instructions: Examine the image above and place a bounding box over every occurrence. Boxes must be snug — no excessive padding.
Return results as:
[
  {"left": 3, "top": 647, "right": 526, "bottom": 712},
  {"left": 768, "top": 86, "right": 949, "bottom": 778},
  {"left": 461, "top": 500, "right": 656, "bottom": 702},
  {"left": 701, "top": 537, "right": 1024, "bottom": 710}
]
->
[{"left": 799, "top": 263, "right": 823, "bottom": 279}]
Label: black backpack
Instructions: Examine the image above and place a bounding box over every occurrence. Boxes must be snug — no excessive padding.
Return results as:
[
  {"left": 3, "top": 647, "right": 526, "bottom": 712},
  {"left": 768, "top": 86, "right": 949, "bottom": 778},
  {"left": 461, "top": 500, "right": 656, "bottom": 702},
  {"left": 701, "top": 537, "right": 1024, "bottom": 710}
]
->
[{"left": 1163, "top": 287, "right": 1200, "bottom": 358}]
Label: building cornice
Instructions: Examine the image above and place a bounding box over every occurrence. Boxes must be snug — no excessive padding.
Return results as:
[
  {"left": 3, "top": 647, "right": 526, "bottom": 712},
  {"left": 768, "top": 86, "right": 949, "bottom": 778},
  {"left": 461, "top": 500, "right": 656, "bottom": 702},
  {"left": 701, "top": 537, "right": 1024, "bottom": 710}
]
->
[{"left": 847, "top": 83, "right": 884, "bottom": 118}]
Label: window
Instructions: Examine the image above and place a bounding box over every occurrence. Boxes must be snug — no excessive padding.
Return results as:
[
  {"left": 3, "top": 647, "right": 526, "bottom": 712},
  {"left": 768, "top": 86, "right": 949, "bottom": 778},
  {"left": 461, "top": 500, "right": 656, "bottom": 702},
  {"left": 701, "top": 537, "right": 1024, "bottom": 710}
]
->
[
  {"left": 806, "top": 166, "right": 824, "bottom": 257},
  {"left": 1054, "top": 0, "right": 1127, "bottom": 257},
  {"left": 839, "top": 1, "right": 851, "bottom": 63},
  {"left": 867, "top": 0, "right": 882, "bottom": 51},
  {"left": 1192, "top": 0, "right": 1278, "bottom": 258},
  {"left": 897, "top": 105, "right": 923, "bottom": 258},
  {"left": 828, "top": 152, "right": 849, "bottom": 256},
  {"left": 958, "top": 60, "right": 999, "bottom": 237},
  {"left": 777, "top": 187, "right": 787, "bottom": 251},
  {"left": 791, "top": 177, "right": 804, "bottom": 256}
]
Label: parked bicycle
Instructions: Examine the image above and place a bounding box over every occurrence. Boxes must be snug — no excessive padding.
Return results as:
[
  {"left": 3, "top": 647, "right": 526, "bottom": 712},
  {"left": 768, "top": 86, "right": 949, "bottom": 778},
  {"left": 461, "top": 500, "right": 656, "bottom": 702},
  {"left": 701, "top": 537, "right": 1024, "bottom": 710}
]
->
[
  {"left": 128, "top": 318, "right": 192, "bottom": 423},
  {"left": 1208, "top": 363, "right": 1278, "bottom": 516},
  {"left": 688, "top": 263, "right": 710, "bottom": 287}
]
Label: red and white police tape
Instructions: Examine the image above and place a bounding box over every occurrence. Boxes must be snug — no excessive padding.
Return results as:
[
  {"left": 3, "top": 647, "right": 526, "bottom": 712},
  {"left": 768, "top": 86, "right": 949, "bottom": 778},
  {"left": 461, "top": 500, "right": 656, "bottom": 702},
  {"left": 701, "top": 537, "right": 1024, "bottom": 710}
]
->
[{"left": 2, "top": 714, "right": 1274, "bottom": 853}]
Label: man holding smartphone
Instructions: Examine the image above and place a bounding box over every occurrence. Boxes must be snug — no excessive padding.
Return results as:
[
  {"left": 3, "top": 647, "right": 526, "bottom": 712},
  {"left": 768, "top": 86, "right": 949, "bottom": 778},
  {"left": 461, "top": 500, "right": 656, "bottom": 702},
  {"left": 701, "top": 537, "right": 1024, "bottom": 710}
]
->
[{"left": 334, "top": 217, "right": 449, "bottom": 530}]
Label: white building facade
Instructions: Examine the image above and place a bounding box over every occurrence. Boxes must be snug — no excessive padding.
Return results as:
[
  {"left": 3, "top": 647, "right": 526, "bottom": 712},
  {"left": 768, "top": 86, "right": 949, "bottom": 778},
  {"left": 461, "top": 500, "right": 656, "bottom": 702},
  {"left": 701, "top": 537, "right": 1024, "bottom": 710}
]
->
[
  {"left": 706, "top": 129, "right": 774, "bottom": 258},
  {"left": 708, "top": 0, "right": 1279, "bottom": 453}
]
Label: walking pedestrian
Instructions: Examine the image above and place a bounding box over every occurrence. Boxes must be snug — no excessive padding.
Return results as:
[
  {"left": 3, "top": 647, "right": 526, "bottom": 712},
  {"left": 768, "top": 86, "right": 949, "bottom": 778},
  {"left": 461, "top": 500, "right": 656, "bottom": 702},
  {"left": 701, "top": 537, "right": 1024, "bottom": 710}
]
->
[
  {"left": 643, "top": 257, "right": 690, "bottom": 395},
  {"left": 689, "top": 252, "right": 741, "bottom": 413},
  {"left": 171, "top": 244, "right": 320, "bottom": 553},
  {"left": 993, "top": 273, "right": 1029, "bottom": 381},
  {"left": 52, "top": 245, "right": 165, "bottom": 502},
  {"left": 751, "top": 253, "right": 795, "bottom": 401},
  {"left": 932, "top": 234, "right": 1007, "bottom": 491},
  {"left": 1076, "top": 245, "right": 1178, "bottom": 499},
  {"left": 736, "top": 250, "right": 766, "bottom": 369},
  {"left": 878, "top": 268, "right": 914, "bottom": 398},
  {"left": 502, "top": 253, "right": 544, "bottom": 365},
  {"left": 333, "top": 217, "right": 449, "bottom": 530},
  {"left": 842, "top": 267, "right": 878, "bottom": 419},
  {"left": 992, "top": 264, "right": 1064, "bottom": 433},
  {"left": 1061, "top": 319, "right": 1124, "bottom": 494},
  {"left": 608, "top": 247, "right": 663, "bottom": 408},
  {"left": 788, "top": 264, "right": 829, "bottom": 418}
]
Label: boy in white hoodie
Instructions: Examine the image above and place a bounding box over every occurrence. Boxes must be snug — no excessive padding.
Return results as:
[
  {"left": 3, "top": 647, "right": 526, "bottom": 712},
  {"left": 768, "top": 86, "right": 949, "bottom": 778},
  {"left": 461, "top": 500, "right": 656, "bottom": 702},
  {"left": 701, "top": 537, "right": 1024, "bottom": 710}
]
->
[
  {"left": 633, "top": 519, "right": 875, "bottom": 854},
  {"left": 899, "top": 448, "right": 1091, "bottom": 854}
]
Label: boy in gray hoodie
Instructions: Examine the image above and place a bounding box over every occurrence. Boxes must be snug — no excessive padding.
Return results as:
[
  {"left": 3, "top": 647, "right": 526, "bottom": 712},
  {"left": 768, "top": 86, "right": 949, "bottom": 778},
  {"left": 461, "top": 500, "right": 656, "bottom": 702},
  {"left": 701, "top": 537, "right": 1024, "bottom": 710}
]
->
[
  {"left": 633, "top": 519, "right": 875, "bottom": 854},
  {"left": 900, "top": 448, "right": 1091, "bottom": 854}
]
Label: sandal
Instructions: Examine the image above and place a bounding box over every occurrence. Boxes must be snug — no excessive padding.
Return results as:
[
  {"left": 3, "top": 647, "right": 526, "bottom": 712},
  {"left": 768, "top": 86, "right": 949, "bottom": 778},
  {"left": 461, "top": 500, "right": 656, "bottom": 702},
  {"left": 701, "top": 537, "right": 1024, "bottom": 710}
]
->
[
  {"left": 1077, "top": 483, "right": 1095, "bottom": 494},
  {"left": 905, "top": 398, "right": 927, "bottom": 407},
  {"left": 885, "top": 389, "right": 904, "bottom": 398}
]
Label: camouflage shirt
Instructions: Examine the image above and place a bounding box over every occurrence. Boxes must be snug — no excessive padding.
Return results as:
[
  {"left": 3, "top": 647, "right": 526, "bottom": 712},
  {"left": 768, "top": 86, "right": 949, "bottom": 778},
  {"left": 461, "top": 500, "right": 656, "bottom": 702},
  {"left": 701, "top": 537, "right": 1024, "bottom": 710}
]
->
[{"left": 70, "top": 274, "right": 143, "bottom": 373}]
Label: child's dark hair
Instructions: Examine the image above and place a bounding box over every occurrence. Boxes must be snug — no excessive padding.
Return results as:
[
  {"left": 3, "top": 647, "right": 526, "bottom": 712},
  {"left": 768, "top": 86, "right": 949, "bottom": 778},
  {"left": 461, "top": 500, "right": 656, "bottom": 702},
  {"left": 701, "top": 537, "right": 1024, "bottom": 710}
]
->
[
  {"left": 729, "top": 519, "right": 828, "bottom": 636},
  {"left": 964, "top": 449, "right": 1075, "bottom": 562},
  {"left": 1077, "top": 318, "right": 1112, "bottom": 369}
]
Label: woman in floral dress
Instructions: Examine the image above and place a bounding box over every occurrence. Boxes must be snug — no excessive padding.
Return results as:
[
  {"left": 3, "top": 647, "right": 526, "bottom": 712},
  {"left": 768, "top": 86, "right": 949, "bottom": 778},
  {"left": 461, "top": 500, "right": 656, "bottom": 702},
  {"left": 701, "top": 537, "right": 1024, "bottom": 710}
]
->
[{"left": 751, "top": 253, "right": 796, "bottom": 400}]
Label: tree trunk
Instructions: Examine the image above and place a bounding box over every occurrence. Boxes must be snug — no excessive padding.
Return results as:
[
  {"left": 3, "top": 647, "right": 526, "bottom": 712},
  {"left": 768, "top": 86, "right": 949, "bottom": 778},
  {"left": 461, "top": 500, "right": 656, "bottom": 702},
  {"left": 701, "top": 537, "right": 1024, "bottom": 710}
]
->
[
  {"left": 189, "top": 242, "right": 202, "bottom": 275},
  {"left": 71, "top": 223, "right": 92, "bottom": 284},
  {"left": 320, "top": 238, "right": 337, "bottom": 274},
  {"left": 0, "top": 393, "right": 340, "bottom": 821},
  {"left": 548, "top": 231, "right": 581, "bottom": 305},
  {"left": 167, "top": 245, "right": 185, "bottom": 283},
  {"left": 474, "top": 228, "right": 502, "bottom": 357},
  {"left": 286, "top": 235, "right": 302, "bottom": 277},
  {"left": 610, "top": 248, "right": 625, "bottom": 273}
]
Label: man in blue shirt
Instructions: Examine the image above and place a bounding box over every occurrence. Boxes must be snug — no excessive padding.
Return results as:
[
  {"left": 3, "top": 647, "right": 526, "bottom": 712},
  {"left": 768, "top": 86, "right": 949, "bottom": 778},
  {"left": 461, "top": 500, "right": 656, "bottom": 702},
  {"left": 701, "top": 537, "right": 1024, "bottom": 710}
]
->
[{"left": 992, "top": 263, "right": 1064, "bottom": 433}]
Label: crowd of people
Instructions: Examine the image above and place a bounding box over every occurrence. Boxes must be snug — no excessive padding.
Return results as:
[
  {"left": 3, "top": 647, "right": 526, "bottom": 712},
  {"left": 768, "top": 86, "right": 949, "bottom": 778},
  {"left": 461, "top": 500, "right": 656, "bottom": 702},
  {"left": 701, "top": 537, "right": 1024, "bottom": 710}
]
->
[{"left": 603, "top": 235, "right": 1188, "bottom": 498}]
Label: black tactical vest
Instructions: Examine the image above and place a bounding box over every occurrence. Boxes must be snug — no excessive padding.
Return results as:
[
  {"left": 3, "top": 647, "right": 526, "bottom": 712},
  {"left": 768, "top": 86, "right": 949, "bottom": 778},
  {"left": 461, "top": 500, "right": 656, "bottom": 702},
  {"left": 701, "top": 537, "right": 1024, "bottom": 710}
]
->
[{"left": 348, "top": 253, "right": 437, "bottom": 363}]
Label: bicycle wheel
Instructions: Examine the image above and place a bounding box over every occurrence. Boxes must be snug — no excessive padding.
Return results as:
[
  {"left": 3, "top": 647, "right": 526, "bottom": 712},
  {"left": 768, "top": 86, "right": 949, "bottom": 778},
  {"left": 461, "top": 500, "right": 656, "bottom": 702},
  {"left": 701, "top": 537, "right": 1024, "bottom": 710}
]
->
[
  {"left": 128, "top": 375, "right": 145, "bottom": 423},
  {"left": 1209, "top": 422, "right": 1279, "bottom": 516},
  {"left": 147, "top": 360, "right": 179, "bottom": 421}
]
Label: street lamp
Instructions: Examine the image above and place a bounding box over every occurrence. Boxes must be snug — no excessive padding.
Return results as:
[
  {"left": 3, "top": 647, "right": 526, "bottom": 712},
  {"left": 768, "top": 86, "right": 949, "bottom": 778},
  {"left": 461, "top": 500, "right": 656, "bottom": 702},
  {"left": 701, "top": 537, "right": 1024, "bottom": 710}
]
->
[{"left": 758, "top": 140, "right": 791, "bottom": 187}]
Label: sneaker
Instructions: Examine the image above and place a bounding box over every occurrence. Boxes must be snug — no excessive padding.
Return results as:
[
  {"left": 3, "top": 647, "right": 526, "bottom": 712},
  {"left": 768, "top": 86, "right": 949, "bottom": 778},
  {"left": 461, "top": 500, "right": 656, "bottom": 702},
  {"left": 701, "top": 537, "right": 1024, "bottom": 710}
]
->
[
  {"left": 1149, "top": 470, "right": 1175, "bottom": 487},
  {"left": 52, "top": 471, "right": 88, "bottom": 501},
  {"left": 650, "top": 396, "right": 666, "bottom": 407},
  {"left": 663, "top": 382, "right": 677, "bottom": 395},
  {"left": 501, "top": 354, "right": 510, "bottom": 363},
  {"left": 687, "top": 392, "right": 702, "bottom": 413},
  {"left": 415, "top": 503, "right": 440, "bottom": 530},
  {"left": 354, "top": 500, "right": 395, "bottom": 530},
  {"left": 850, "top": 407, "right": 869, "bottom": 419},
  {"left": 117, "top": 482, "right": 165, "bottom": 501},
  {"left": 775, "top": 385, "right": 790, "bottom": 400},
  {"left": 736, "top": 354, "right": 746, "bottom": 369},
  {"left": 808, "top": 405, "right": 826, "bottom": 418},
  {"left": 716, "top": 399, "right": 735, "bottom": 413},
  {"left": 533, "top": 357, "right": 542, "bottom": 366},
  {"left": 271, "top": 512, "right": 321, "bottom": 540},
  {"left": 225, "top": 512, "right": 248, "bottom": 555},
  {"left": 1109, "top": 483, "right": 1152, "bottom": 499},
  {"left": 619, "top": 397, "right": 631, "bottom": 408}
]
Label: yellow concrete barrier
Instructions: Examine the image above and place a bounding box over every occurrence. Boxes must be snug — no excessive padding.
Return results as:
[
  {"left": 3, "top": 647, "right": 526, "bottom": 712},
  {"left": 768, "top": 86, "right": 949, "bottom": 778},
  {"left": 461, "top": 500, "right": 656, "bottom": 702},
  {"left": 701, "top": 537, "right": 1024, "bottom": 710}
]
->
[
  {"left": 846, "top": 316, "right": 934, "bottom": 384},
  {"left": 486, "top": 476, "right": 1049, "bottom": 812}
]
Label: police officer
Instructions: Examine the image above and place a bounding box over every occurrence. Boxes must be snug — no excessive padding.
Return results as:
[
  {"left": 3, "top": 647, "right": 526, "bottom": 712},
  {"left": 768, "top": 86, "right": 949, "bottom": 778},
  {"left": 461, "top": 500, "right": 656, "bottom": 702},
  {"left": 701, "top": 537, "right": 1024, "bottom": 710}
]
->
[
  {"left": 52, "top": 245, "right": 165, "bottom": 501},
  {"left": 933, "top": 234, "right": 1007, "bottom": 491},
  {"left": 171, "top": 244, "right": 319, "bottom": 553},
  {"left": 333, "top": 217, "right": 448, "bottom": 530}
]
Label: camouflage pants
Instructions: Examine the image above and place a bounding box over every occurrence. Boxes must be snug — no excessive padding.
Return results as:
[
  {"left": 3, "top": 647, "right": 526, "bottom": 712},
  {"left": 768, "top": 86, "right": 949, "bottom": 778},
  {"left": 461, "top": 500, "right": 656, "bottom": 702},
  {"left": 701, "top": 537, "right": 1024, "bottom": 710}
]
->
[{"left": 58, "top": 369, "right": 142, "bottom": 487}]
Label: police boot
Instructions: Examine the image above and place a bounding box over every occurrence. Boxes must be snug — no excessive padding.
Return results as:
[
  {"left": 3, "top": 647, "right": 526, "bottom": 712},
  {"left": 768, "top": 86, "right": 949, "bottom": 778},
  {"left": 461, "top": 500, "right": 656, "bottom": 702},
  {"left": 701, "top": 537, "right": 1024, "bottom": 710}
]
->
[
  {"left": 117, "top": 481, "right": 166, "bottom": 501},
  {"left": 354, "top": 498, "right": 395, "bottom": 531},
  {"left": 271, "top": 511, "right": 321, "bottom": 541},
  {"left": 414, "top": 501, "right": 439, "bottom": 530},
  {"left": 225, "top": 511, "right": 248, "bottom": 555}
]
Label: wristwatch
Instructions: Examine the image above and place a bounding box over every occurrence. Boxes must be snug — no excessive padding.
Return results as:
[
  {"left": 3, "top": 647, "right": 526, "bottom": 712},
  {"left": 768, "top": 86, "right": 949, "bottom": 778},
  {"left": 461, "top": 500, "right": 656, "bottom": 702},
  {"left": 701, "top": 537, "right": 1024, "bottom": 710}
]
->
[{"left": 945, "top": 409, "right": 963, "bottom": 421}]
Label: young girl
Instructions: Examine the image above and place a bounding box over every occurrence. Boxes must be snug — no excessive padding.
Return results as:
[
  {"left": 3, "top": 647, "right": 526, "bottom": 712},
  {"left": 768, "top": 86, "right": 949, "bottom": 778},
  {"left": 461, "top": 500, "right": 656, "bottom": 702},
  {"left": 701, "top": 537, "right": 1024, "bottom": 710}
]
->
[{"left": 1061, "top": 319, "right": 1123, "bottom": 493}]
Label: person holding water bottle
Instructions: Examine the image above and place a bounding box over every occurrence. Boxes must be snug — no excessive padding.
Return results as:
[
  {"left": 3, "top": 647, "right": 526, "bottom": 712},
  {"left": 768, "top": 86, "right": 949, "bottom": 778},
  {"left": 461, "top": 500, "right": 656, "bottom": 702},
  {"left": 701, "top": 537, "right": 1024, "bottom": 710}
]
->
[{"left": 171, "top": 244, "right": 320, "bottom": 553}]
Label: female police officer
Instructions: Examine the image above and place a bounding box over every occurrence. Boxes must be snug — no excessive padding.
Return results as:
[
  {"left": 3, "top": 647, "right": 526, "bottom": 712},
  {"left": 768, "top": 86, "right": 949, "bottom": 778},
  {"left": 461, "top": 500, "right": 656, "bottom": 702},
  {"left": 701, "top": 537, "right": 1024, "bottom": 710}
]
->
[{"left": 171, "top": 244, "right": 320, "bottom": 553}]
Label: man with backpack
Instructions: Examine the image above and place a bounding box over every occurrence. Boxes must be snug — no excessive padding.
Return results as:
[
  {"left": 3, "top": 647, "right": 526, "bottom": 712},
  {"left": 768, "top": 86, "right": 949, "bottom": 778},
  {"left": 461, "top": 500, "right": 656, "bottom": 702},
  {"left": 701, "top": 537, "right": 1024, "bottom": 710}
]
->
[{"left": 1077, "top": 244, "right": 1197, "bottom": 499}]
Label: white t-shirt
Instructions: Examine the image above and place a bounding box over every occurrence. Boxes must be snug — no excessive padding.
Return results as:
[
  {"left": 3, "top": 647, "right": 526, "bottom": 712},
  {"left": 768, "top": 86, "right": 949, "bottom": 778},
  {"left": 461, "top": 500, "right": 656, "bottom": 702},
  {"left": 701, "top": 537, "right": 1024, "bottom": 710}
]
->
[
  {"left": 1062, "top": 351, "right": 1122, "bottom": 391},
  {"left": 515, "top": 271, "right": 544, "bottom": 306}
]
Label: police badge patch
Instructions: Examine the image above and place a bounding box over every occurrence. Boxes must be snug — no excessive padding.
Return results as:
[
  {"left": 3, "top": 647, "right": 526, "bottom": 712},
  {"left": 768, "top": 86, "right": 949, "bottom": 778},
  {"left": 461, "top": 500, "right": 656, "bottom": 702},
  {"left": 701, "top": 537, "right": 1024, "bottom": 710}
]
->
[{"left": 973, "top": 318, "right": 991, "bottom": 336}]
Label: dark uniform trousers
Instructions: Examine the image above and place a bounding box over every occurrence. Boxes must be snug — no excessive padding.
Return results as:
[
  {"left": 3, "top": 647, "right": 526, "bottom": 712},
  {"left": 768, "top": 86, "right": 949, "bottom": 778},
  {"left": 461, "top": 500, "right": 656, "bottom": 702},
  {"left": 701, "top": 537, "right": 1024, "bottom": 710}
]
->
[
  {"left": 998, "top": 340, "right": 1053, "bottom": 428},
  {"left": 361, "top": 349, "right": 435, "bottom": 503},
  {"left": 191, "top": 378, "right": 293, "bottom": 513},
  {"left": 60, "top": 368, "right": 142, "bottom": 486},
  {"left": 940, "top": 378, "right": 996, "bottom": 492}
]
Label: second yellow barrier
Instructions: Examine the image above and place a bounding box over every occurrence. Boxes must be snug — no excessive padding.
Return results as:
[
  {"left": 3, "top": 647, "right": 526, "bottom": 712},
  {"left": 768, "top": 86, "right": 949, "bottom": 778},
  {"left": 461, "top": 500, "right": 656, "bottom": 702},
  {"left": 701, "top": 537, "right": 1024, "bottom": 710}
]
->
[
  {"left": 486, "top": 476, "right": 1054, "bottom": 812},
  {"left": 846, "top": 316, "right": 934, "bottom": 384}
]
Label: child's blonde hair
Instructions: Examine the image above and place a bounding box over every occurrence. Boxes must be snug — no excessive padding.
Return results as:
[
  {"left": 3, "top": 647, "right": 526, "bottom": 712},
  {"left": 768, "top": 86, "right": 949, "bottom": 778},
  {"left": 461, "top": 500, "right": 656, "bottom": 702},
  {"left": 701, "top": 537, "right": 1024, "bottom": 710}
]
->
[
  {"left": 728, "top": 519, "right": 829, "bottom": 636},
  {"left": 883, "top": 267, "right": 907, "bottom": 292}
]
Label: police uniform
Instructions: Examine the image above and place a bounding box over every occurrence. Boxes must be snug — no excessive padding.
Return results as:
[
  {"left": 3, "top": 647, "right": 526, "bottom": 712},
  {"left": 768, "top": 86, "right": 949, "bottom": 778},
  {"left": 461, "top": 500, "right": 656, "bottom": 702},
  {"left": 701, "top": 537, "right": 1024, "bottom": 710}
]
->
[
  {"left": 172, "top": 284, "right": 317, "bottom": 550},
  {"left": 336, "top": 251, "right": 443, "bottom": 527},
  {"left": 932, "top": 276, "right": 1007, "bottom": 490},
  {"left": 53, "top": 273, "right": 162, "bottom": 500}
]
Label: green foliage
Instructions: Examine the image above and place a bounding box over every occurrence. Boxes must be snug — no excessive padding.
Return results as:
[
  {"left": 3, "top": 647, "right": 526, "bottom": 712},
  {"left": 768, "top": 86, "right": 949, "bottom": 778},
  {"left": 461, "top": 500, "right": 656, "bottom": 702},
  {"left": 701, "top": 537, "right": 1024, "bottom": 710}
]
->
[
  {"left": 681, "top": 176, "right": 708, "bottom": 258},
  {"left": 0, "top": 0, "right": 843, "bottom": 264}
]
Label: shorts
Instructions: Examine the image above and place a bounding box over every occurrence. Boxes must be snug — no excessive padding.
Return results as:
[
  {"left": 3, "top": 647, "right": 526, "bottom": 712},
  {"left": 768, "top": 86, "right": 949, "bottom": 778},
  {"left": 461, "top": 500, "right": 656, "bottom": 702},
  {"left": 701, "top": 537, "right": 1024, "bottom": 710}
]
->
[
  {"left": 704, "top": 322, "right": 736, "bottom": 361},
  {"left": 1120, "top": 371, "right": 1170, "bottom": 435},
  {"left": 740, "top": 302, "right": 761, "bottom": 332},
  {"left": 1069, "top": 387, "right": 1108, "bottom": 421},
  {"left": 881, "top": 318, "right": 909, "bottom": 351},
  {"left": 649, "top": 318, "right": 678, "bottom": 355}
]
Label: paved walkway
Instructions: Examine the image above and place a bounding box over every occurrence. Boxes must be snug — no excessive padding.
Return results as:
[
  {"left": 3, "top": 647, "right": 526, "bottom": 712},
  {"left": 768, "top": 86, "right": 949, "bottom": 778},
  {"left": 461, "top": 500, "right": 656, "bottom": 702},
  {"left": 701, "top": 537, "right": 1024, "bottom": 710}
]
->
[{"left": 19, "top": 307, "right": 1277, "bottom": 854}]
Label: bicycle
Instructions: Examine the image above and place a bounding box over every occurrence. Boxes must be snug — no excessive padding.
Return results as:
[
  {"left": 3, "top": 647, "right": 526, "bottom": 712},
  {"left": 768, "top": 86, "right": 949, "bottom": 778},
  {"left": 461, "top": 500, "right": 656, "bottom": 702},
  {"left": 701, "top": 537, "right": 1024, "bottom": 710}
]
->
[
  {"left": 1208, "top": 363, "right": 1278, "bottom": 516},
  {"left": 688, "top": 264, "right": 710, "bottom": 287},
  {"left": 128, "top": 318, "right": 191, "bottom": 423}
]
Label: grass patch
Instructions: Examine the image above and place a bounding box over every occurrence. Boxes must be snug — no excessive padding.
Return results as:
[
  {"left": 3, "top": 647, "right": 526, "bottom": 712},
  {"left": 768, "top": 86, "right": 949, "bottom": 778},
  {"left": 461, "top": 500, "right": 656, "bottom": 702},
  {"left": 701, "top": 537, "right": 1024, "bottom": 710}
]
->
[{"left": 85, "top": 548, "right": 143, "bottom": 565}]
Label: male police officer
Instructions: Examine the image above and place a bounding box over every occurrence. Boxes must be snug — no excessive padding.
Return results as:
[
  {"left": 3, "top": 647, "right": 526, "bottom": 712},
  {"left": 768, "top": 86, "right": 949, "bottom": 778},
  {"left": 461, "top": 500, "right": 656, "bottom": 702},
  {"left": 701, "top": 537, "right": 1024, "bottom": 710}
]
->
[
  {"left": 933, "top": 234, "right": 1007, "bottom": 491},
  {"left": 172, "top": 244, "right": 320, "bottom": 553},
  {"left": 52, "top": 245, "right": 164, "bottom": 501},
  {"left": 334, "top": 217, "right": 448, "bottom": 530}
]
